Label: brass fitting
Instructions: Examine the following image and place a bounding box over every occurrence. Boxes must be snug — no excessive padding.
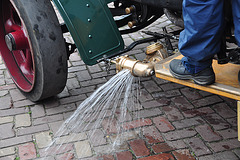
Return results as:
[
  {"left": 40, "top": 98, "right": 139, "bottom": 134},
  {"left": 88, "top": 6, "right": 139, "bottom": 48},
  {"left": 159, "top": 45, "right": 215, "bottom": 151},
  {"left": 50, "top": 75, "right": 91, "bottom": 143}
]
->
[{"left": 112, "top": 43, "right": 168, "bottom": 77}]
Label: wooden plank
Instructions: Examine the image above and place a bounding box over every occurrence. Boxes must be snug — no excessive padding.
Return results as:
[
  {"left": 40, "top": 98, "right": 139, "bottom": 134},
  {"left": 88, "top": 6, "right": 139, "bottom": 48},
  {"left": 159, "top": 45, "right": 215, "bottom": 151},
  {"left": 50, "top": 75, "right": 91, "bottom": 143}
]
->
[
  {"left": 155, "top": 54, "right": 240, "bottom": 101},
  {"left": 238, "top": 101, "right": 240, "bottom": 141}
]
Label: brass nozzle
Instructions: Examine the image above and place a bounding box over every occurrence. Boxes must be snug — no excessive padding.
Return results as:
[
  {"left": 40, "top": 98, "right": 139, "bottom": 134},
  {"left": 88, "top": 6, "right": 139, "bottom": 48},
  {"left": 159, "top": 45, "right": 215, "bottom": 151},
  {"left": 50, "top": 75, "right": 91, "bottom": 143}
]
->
[
  {"left": 113, "top": 55, "right": 155, "bottom": 77},
  {"left": 112, "top": 43, "right": 169, "bottom": 77}
]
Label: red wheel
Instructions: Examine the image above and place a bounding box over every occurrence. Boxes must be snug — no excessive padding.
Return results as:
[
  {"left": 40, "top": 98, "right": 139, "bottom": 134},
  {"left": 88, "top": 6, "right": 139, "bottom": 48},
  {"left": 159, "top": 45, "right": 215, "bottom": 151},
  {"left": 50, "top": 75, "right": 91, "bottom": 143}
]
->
[{"left": 0, "top": 0, "right": 68, "bottom": 101}]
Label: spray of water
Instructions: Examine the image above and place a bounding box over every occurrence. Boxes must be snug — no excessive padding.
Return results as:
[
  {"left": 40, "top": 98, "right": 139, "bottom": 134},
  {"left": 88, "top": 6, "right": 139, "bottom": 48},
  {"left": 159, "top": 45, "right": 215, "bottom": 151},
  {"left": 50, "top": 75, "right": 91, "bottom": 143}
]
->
[{"left": 43, "top": 69, "right": 142, "bottom": 159}]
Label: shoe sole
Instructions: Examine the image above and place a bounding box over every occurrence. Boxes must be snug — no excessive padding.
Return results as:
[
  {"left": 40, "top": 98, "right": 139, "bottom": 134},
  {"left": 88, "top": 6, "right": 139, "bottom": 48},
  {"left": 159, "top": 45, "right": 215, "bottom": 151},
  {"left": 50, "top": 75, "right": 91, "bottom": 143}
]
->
[{"left": 169, "top": 68, "right": 215, "bottom": 86}]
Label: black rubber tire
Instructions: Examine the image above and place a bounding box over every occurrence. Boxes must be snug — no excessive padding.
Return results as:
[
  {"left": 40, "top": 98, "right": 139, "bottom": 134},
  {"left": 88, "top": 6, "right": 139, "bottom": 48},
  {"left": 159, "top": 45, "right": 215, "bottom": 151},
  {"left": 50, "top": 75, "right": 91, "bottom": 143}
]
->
[{"left": 8, "top": 0, "right": 68, "bottom": 101}]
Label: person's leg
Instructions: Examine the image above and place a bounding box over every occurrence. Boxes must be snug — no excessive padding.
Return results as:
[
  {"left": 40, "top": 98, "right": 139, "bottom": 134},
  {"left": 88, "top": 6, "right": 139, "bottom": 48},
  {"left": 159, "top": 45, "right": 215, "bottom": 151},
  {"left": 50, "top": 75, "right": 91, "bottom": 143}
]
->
[
  {"left": 232, "top": 0, "right": 240, "bottom": 46},
  {"left": 178, "top": 0, "right": 224, "bottom": 74}
]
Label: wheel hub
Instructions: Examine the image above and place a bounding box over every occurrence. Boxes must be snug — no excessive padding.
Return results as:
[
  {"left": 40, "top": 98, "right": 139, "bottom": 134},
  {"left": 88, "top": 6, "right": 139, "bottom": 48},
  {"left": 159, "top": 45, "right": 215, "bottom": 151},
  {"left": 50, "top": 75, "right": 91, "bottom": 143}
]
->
[
  {"left": 5, "top": 30, "right": 28, "bottom": 51},
  {"left": 5, "top": 33, "right": 16, "bottom": 51}
]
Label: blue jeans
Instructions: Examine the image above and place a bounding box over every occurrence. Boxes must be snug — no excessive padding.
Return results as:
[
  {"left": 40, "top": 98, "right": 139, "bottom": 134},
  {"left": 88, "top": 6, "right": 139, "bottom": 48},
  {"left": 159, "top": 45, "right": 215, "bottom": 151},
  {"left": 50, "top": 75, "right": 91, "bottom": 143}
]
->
[{"left": 179, "top": 0, "right": 240, "bottom": 74}]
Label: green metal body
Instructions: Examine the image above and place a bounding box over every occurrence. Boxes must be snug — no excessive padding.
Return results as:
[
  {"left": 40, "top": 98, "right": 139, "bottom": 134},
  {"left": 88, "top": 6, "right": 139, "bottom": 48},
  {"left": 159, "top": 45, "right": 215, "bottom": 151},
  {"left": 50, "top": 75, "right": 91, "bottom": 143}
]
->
[{"left": 52, "top": 0, "right": 124, "bottom": 65}]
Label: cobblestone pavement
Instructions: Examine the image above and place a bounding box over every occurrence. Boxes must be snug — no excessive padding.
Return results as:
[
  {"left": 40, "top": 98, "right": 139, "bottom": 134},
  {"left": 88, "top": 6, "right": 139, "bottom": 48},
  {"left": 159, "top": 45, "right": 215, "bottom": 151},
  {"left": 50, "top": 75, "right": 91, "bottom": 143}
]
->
[{"left": 0, "top": 8, "right": 240, "bottom": 160}]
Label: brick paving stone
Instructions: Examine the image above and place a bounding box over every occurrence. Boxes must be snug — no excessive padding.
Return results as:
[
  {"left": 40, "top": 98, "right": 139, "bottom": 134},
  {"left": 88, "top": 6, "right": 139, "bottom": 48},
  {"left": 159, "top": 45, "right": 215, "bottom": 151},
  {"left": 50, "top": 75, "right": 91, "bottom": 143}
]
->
[
  {"left": 0, "top": 155, "right": 16, "bottom": 160},
  {"left": 217, "top": 128, "right": 238, "bottom": 139},
  {"left": 172, "top": 149, "right": 196, "bottom": 160},
  {"left": 72, "top": 60, "right": 85, "bottom": 66},
  {"left": 18, "top": 124, "right": 49, "bottom": 136},
  {"left": 59, "top": 95, "right": 87, "bottom": 105},
  {"left": 161, "top": 83, "right": 184, "bottom": 91},
  {"left": 69, "top": 52, "right": 81, "bottom": 61},
  {"left": 56, "top": 132, "right": 87, "bottom": 144},
  {"left": 102, "top": 118, "right": 118, "bottom": 134},
  {"left": 13, "top": 99, "right": 35, "bottom": 108},
  {"left": 203, "top": 113, "right": 230, "bottom": 130},
  {"left": 220, "top": 96, "right": 237, "bottom": 107},
  {"left": 0, "top": 147, "right": 15, "bottom": 157},
  {"left": 10, "top": 89, "right": 26, "bottom": 102},
  {"left": 67, "top": 77, "right": 80, "bottom": 89},
  {"left": 30, "top": 105, "right": 45, "bottom": 119},
  {"left": 195, "top": 125, "right": 222, "bottom": 142},
  {"left": 87, "top": 65, "right": 102, "bottom": 73},
  {"left": 139, "top": 89, "right": 153, "bottom": 102},
  {"left": 35, "top": 132, "right": 52, "bottom": 149},
  {"left": 57, "top": 87, "right": 70, "bottom": 98},
  {"left": 18, "top": 142, "right": 36, "bottom": 159},
  {"left": 110, "top": 130, "right": 139, "bottom": 143},
  {"left": 163, "top": 128, "right": 197, "bottom": 141},
  {"left": 141, "top": 100, "right": 167, "bottom": 109},
  {"left": 56, "top": 153, "right": 75, "bottom": 160},
  {"left": 75, "top": 140, "right": 92, "bottom": 158},
  {"left": 76, "top": 70, "right": 92, "bottom": 81},
  {"left": 137, "top": 153, "right": 175, "bottom": 160},
  {"left": 173, "top": 117, "right": 205, "bottom": 129},
  {"left": 115, "top": 108, "right": 132, "bottom": 122},
  {"left": 180, "top": 87, "right": 202, "bottom": 101},
  {"left": 39, "top": 144, "right": 73, "bottom": 157},
  {"left": 81, "top": 77, "right": 107, "bottom": 87},
  {"left": 192, "top": 95, "right": 222, "bottom": 107},
  {"left": 199, "top": 90, "right": 213, "bottom": 97},
  {"left": 132, "top": 108, "right": 162, "bottom": 119},
  {"left": 233, "top": 149, "right": 240, "bottom": 158},
  {"left": 142, "top": 126, "right": 164, "bottom": 144},
  {"left": 185, "top": 137, "right": 211, "bottom": 156},
  {"left": 94, "top": 144, "right": 122, "bottom": 155},
  {"left": 43, "top": 98, "right": 60, "bottom": 109},
  {"left": 153, "top": 76, "right": 169, "bottom": 85},
  {"left": 155, "top": 98, "right": 171, "bottom": 106},
  {"left": 153, "top": 116, "right": 175, "bottom": 132},
  {"left": 0, "top": 135, "right": 32, "bottom": 148},
  {"left": 88, "top": 129, "right": 107, "bottom": 147},
  {"left": 0, "top": 90, "right": 8, "bottom": 97},
  {"left": 15, "top": 114, "right": 31, "bottom": 128},
  {"left": 226, "top": 117, "right": 237, "bottom": 127},
  {"left": 0, "top": 107, "right": 28, "bottom": 117},
  {"left": 171, "top": 96, "right": 194, "bottom": 111},
  {"left": 69, "top": 86, "right": 96, "bottom": 96},
  {"left": 122, "top": 118, "right": 152, "bottom": 130},
  {"left": 162, "top": 105, "right": 184, "bottom": 121},
  {"left": 0, "top": 123, "right": 14, "bottom": 139},
  {"left": 33, "top": 114, "right": 63, "bottom": 125},
  {"left": 0, "top": 116, "right": 13, "bottom": 125},
  {"left": 97, "top": 154, "right": 115, "bottom": 160},
  {"left": 68, "top": 66, "right": 86, "bottom": 73},
  {"left": 49, "top": 120, "right": 69, "bottom": 136},
  {"left": 129, "top": 139, "right": 150, "bottom": 157},
  {"left": 213, "top": 103, "right": 236, "bottom": 118},
  {"left": 152, "top": 90, "right": 182, "bottom": 99},
  {"left": 199, "top": 151, "right": 239, "bottom": 160},
  {"left": 152, "top": 143, "right": 175, "bottom": 153},
  {"left": 164, "top": 140, "right": 188, "bottom": 150},
  {"left": 46, "top": 103, "right": 76, "bottom": 115},
  {"left": 142, "top": 81, "right": 162, "bottom": 93},
  {"left": 209, "top": 139, "right": 240, "bottom": 152},
  {"left": 116, "top": 151, "right": 133, "bottom": 160},
  {"left": 183, "top": 107, "right": 214, "bottom": 118},
  {"left": 0, "top": 96, "right": 11, "bottom": 109}
]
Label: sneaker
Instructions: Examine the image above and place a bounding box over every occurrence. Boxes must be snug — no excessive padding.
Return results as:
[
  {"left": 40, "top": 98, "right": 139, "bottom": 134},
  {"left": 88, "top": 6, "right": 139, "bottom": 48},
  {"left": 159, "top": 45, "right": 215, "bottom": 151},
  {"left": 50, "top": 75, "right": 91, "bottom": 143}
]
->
[{"left": 169, "top": 59, "right": 215, "bottom": 85}]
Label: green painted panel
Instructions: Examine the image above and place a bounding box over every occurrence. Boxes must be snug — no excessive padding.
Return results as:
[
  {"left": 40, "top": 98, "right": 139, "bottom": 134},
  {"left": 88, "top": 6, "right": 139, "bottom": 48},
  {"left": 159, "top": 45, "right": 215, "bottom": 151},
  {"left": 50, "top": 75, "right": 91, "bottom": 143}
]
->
[{"left": 53, "top": 0, "right": 124, "bottom": 65}]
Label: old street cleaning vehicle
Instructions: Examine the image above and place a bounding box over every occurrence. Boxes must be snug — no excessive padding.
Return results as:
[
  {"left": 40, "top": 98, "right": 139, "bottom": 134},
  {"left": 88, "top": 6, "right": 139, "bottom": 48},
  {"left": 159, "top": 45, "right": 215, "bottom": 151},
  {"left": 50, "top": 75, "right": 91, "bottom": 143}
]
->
[{"left": 1, "top": 0, "right": 240, "bottom": 109}]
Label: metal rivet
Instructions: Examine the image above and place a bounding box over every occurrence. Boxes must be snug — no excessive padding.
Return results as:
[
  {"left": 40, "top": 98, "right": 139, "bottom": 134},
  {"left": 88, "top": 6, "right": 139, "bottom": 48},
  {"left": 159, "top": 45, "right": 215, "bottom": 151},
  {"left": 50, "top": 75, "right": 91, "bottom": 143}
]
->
[
  {"left": 88, "top": 19, "right": 91, "bottom": 22},
  {"left": 86, "top": 4, "right": 90, "bottom": 7},
  {"left": 88, "top": 35, "right": 92, "bottom": 38},
  {"left": 89, "top": 50, "right": 92, "bottom": 53}
]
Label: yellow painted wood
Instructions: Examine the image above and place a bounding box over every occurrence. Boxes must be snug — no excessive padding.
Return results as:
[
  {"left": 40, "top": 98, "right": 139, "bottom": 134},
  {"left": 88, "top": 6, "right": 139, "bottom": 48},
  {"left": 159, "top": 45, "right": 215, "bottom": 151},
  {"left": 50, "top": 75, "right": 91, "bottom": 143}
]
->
[
  {"left": 155, "top": 54, "right": 240, "bottom": 101},
  {"left": 238, "top": 101, "right": 240, "bottom": 141}
]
